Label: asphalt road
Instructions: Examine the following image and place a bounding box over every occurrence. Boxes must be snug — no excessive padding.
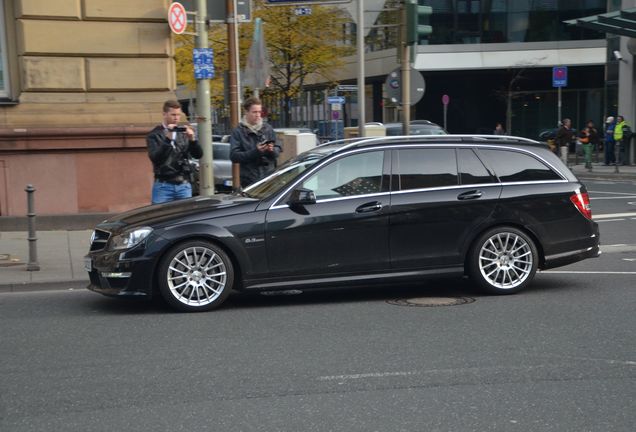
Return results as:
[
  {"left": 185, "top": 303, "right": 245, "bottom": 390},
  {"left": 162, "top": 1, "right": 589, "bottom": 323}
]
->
[{"left": 1, "top": 178, "right": 635, "bottom": 432}]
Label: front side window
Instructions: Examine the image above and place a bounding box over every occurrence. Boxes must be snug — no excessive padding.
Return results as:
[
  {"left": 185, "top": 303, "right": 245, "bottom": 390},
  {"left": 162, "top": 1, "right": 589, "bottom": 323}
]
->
[
  {"left": 0, "top": 1, "right": 9, "bottom": 98},
  {"left": 300, "top": 151, "right": 385, "bottom": 200},
  {"left": 394, "top": 148, "right": 458, "bottom": 190},
  {"left": 479, "top": 149, "right": 562, "bottom": 182}
]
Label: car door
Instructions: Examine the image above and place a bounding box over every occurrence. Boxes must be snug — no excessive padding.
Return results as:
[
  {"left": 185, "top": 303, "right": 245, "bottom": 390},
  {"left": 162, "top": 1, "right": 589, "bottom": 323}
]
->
[
  {"left": 265, "top": 149, "right": 391, "bottom": 279},
  {"left": 389, "top": 147, "right": 501, "bottom": 269}
]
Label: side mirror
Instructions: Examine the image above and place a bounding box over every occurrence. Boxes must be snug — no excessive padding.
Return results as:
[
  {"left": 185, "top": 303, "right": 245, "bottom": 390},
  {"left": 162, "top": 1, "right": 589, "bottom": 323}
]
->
[{"left": 289, "top": 188, "right": 316, "bottom": 206}]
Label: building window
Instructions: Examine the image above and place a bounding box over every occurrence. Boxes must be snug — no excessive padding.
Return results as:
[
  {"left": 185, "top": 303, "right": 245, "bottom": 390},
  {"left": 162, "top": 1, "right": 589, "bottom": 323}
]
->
[{"left": 0, "top": 1, "right": 10, "bottom": 98}]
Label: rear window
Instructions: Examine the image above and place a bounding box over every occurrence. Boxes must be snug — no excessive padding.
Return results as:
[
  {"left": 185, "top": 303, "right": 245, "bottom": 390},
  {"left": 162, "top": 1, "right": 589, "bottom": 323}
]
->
[
  {"left": 394, "top": 148, "right": 458, "bottom": 190},
  {"left": 479, "top": 149, "right": 562, "bottom": 182}
]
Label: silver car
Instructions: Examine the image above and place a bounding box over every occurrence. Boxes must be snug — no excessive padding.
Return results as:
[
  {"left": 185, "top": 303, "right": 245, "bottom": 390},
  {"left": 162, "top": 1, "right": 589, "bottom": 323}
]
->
[{"left": 190, "top": 137, "right": 233, "bottom": 194}]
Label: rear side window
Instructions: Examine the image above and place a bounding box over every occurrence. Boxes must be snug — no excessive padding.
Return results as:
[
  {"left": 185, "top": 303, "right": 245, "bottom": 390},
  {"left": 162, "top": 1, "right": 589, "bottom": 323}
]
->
[
  {"left": 479, "top": 149, "right": 562, "bottom": 182},
  {"left": 394, "top": 148, "right": 458, "bottom": 190},
  {"left": 458, "top": 149, "right": 496, "bottom": 185}
]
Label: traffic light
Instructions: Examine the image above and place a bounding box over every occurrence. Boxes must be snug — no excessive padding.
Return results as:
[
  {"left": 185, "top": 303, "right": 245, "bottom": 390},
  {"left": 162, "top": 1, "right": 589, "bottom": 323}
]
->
[{"left": 405, "top": 0, "right": 432, "bottom": 45}]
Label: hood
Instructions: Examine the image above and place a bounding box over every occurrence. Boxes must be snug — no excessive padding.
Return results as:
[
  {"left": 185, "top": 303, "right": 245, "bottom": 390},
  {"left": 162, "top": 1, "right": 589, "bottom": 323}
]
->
[{"left": 95, "top": 194, "right": 258, "bottom": 232}]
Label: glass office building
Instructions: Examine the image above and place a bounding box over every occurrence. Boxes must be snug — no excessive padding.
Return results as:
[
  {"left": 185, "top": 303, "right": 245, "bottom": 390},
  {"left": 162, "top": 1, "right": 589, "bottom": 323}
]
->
[
  {"left": 360, "top": 0, "right": 614, "bottom": 139},
  {"left": 404, "top": 0, "right": 610, "bottom": 138}
]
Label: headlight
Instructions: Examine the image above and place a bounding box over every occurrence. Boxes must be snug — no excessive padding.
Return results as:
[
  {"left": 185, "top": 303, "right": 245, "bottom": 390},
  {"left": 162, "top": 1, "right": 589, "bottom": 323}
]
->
[{"left": 110, "top": 227, "right": 153, "bottom": 250}]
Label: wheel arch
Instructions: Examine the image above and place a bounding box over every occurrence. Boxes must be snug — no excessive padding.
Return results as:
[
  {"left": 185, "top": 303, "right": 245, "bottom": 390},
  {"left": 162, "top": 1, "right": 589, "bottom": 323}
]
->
[
  {"left": 151, "top": 232, "right": 246, "bottom": 296},
  {"left": 462, "top": 222, "right": 546, "bottom": 273}
]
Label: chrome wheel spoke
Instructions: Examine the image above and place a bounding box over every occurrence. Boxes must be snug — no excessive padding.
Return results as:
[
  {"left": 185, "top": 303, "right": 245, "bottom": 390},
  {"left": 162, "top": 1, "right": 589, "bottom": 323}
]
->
[
  {"left": 479, "top": 232, "right": 534, "bottom": 289},
  {"left": 167, "top": 245, "right": 228, "bottom": 306}
]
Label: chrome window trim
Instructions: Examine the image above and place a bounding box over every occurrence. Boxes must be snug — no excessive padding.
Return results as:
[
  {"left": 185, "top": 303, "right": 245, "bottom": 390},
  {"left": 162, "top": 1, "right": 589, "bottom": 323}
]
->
[
  {"left": 269, "top": 141, "right": 568, "bottom": 209},
  {"left": 391, "top": 182, "right": 502, "bottom": 196},
  {"left": 271, "top": 191, "right": 390, "bottom": 210}
]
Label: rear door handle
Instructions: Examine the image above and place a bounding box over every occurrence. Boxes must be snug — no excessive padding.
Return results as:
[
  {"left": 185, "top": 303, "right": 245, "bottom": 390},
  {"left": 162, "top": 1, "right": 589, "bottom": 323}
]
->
[
  {"left": 356, "top": 202, "right": 383, "bottom": 213},
  {"left": 457, "top": 190, "right": 483, "bottom": 200}
]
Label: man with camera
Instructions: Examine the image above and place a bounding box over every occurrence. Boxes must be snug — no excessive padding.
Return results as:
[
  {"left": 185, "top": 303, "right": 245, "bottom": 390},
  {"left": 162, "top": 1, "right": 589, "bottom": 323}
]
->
[
  {"left": 230, "top": 97, "right": 280, "bottom": 188},
  {"left": 146, "top": 100, "right": 203, "bottom": 204}
]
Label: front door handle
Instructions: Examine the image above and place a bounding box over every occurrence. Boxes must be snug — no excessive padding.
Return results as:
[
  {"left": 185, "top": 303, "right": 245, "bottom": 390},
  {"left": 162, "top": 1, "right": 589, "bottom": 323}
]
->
[
  {"left": 457, "top": 190, "right": 483, "bottom": 200},
  {"left": 356, "top": 202, "right": 383, "bottom": 213}
]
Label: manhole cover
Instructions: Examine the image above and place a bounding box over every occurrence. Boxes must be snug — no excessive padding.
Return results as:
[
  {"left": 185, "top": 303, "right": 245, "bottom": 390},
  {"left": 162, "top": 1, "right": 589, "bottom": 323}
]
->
[{"left": 387, "top": 296, "right": 475, "bottom": 307}]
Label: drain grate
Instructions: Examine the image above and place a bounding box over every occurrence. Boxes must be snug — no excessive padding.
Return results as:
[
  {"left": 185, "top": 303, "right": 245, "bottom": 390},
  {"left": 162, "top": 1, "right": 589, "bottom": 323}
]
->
[{"left": 387, "top": 296, "right": 476, "bottom": 307}]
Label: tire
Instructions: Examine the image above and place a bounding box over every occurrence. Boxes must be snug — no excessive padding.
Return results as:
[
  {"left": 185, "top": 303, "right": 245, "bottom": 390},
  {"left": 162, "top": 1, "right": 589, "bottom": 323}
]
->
[
  {"left": 157, "top": 240, "right": 233, "bottom": 312},
  {"left": 468, "top": 227, "right": 538, "bottom": 295}
]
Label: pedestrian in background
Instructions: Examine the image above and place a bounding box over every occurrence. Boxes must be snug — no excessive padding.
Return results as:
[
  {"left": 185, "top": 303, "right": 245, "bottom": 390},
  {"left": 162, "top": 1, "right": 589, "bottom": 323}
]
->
[
  {"left": 613, "top": 115, "right": 631, "bottom": 165},
  {"left": 579, "top": 120, "right": 598, "bottom": 170},
  {"left": 493, "top": 122, "right": 506, "bottom": 135},
  {"left": 230, "top": 97, "right": 280, "bottom": 188},
  {"left": 604, "top": 116, "right": 616, "bottom": 165},
  {"left": 555, "top": 118, "right": 575, "bottom": 166},
  {"left": 146, "top": 100, "right": 203, "bottom": 204}
]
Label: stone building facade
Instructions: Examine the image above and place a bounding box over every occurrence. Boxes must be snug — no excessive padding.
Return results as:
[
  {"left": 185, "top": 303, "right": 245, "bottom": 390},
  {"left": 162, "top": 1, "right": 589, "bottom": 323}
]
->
[{"left": 0, "top": 0, "right": 176, "bottom": 216}]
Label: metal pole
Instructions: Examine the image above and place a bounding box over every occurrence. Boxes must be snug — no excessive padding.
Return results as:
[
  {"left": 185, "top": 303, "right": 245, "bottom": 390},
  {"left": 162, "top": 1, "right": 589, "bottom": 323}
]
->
[
  {"left": 25, "top": 185, "right": 39, "bottom": 271},
  {"left": 227, "top": 0, "right": 241, "bottom": 190},
  {"left": 401, "top": 3, "right": 410, "bottom": 136},
  {"left": 558, "top": 86, "right": 562, "bottom": 127},
  {"left": 196, "top": 0, "right": 214, "bottom": 196},
  {"left": 357, "top": 0, "right": 365, "bottom": 138}
]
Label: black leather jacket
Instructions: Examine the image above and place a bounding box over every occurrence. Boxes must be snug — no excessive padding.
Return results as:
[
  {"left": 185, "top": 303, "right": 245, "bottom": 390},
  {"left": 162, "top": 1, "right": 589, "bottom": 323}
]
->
[
  {"left": 146, "top": 125, "right": 203, "bottom": 181},
  {"left": 229, "top": 122, "right": 280, "bottom": 187}
]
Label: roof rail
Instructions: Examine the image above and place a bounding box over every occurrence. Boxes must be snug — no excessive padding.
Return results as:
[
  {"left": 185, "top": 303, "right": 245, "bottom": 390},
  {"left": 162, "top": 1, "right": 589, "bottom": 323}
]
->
[{"left": 339, "top": 134, "right": 540, "bottom": 147}]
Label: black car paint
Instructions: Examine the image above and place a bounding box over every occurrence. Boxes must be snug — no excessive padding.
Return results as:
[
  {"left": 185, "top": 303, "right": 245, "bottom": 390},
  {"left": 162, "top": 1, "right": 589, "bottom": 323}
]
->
[{"left": 86, "top": 137, "right": 600, "bottom": 301}]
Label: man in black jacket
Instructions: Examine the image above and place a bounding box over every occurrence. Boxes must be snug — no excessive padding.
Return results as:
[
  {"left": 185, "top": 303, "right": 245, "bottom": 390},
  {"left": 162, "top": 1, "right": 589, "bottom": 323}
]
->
[
  {"left": 230, "top": 97, "right": 280, "bottom": 188},
  {"left": 147, "top": 100, "right": 203, "bottom": 204}
]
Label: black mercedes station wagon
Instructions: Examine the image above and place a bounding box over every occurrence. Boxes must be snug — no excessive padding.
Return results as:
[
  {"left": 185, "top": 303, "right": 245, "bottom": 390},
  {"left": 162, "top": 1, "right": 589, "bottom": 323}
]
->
[{"left": 85, "top": 135, "right": 600, "bottom": 312}]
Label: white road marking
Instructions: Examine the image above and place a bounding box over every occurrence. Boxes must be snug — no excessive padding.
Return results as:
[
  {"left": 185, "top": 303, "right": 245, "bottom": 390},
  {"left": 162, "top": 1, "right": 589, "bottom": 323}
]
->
[
  {"left": 318, "top": 371, "right": 419, "bottom": 381},
  {"left": 597, "top": 219, "right": 625, "bottom": 222},
  {"left": 590, "top": 196, "right": 636, "bottom": 200},
  {"left": 541, "top": 270, "right": 636, "bottom": 275},
  {"left": 589, "top": 190, "right": 636, "bottom": 195},
  {"left": 593, "top": 212, "right": 636, "bottom": 219}
]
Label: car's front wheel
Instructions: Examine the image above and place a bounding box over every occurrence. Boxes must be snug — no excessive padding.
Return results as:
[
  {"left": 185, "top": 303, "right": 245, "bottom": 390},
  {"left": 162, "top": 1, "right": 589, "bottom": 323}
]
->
[
  {"left": 468, "top": 227, "right": 538, "bottom": 294},
  {"left": 157, "top": 240, "right": 233, "bottom": 312}
]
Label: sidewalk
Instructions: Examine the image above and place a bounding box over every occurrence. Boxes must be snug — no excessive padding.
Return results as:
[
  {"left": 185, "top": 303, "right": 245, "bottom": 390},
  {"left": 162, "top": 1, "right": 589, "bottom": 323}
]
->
[
  {"left": 1, "top": 162, "right": 635, "bottom": 294},
  {"left": 0, "top": 230, "right": 92, "bottom": 292}
]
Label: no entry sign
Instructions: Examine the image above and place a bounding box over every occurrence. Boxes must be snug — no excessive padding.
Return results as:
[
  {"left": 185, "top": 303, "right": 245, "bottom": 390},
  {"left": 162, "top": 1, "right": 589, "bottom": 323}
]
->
[{"left": 168, "top": 2, "right": 187, "bottom": 35}]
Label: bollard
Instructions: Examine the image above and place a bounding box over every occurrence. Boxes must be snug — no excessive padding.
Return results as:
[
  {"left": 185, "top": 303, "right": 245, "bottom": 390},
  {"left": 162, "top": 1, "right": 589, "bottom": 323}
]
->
[{"left": 25, "top": 184, "right": 40, "bottom": 271}]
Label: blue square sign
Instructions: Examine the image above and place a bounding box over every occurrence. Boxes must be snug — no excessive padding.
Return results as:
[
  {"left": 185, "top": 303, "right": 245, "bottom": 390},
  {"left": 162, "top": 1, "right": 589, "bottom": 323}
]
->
[
  {"left": 193, "top": 48, "right": 215, "bottom": 80},
  {"left": 552, "top": 66, "right": 567, "bottom": 88}
]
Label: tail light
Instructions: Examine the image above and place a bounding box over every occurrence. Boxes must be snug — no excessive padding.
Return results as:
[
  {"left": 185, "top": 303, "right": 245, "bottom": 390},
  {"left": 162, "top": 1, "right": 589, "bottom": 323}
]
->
[{"left": 570, "top": 189, "right": 592, "bottom": 220}]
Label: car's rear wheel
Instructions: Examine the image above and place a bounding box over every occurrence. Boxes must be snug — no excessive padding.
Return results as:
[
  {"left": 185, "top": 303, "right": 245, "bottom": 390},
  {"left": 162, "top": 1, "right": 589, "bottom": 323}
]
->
[
  {"left": 157, "top": 240, "right": 233, "bottom": 312},
  {"left": 468, "top": 227, "right": 538, "bottom": 294}
]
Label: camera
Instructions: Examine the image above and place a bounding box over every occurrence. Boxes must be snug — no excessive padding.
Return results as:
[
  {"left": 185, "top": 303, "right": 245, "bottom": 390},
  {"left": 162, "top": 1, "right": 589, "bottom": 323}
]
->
[{"left": 172, "top": 126, "right": 188, "bottom": 133}]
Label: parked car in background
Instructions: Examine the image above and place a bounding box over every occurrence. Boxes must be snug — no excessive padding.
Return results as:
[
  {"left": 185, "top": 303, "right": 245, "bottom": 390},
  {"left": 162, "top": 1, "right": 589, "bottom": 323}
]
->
[
  {"left": 384, "top": 120, "right": 447, "bottom": 136},
  {"left": 86, "top": 134, "right": 599, "bottom": 312},
  {"left": 190, "top": 136, "right": 232, "bottom": 195}
]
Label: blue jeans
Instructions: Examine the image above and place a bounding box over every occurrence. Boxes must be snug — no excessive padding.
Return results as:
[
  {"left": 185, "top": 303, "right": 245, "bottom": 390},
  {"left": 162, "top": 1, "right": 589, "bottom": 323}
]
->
[
  {"left": 152, "top": 181, "right": 192, "bottom": 204},
  {"left": 604, "top": 140, "right": 615, "bottom": 165}
]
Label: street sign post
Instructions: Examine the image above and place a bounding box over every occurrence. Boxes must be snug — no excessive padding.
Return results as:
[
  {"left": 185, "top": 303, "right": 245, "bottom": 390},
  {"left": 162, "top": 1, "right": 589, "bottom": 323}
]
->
[
  {"left": 168, "top": 2, "right": 188, "bottom": 34},
  {"left": 553, "top": 66, "right": 568, "bottom": 126},
  {"left": 442, "top": 94, "right": 449, "bottom": 131}
]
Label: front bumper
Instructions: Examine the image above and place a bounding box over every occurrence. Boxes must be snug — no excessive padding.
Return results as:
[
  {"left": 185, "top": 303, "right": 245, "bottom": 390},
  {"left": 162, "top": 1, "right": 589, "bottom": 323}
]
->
[{"left": 85, "top": 249, "right": 157, "bottom": 298}]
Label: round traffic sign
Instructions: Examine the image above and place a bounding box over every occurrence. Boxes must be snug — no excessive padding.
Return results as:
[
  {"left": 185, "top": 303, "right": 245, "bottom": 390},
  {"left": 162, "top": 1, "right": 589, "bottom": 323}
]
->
[{"left": 168, "top": 2, "right": 187, "bottom": 35}]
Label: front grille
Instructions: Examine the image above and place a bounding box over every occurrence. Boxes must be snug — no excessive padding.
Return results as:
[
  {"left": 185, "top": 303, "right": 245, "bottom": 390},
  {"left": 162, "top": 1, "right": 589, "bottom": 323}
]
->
[{"left": 89, "top": 229, "right": 111, "bottom": 252}]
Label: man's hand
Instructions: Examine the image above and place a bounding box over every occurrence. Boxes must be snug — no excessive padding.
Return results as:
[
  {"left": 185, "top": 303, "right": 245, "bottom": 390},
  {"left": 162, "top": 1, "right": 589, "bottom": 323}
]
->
[{"left": 184, "top": 124, "right": 195, "bottom": 142}]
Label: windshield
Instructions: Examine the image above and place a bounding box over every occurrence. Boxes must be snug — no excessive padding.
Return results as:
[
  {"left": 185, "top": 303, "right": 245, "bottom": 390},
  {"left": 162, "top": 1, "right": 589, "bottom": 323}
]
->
[{"left": 243, "top": 147, "right": 339, "bottom": 199}]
